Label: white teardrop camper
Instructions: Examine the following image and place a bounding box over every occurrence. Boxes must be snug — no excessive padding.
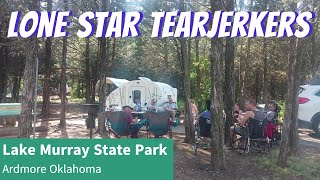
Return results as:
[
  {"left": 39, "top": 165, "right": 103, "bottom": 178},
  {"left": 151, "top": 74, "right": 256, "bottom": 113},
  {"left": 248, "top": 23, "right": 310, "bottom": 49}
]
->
[{"left": 104, "top": 77, "right": 178, "bottom": 110}]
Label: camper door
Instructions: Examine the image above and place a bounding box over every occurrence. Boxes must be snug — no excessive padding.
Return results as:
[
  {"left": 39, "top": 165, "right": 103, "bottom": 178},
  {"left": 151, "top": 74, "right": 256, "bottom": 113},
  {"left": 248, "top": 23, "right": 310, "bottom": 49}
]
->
[{"left": 129, "top": 87, "right": 146, "bottom": 106}]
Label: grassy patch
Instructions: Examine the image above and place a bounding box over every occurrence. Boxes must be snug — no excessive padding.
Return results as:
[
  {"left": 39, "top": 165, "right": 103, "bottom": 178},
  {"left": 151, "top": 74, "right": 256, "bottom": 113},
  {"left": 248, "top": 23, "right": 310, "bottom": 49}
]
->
[{"left": 256, "top": 150, "right": 320, "bottom": 180}]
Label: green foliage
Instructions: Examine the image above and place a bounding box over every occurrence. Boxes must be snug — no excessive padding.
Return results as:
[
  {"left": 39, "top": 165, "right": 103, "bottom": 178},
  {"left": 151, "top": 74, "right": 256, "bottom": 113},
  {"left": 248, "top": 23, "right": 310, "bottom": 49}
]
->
[
  {"left": 71, "top": 82, "right": 83, "bottom": 99},
  {"left": 256, "top": 150, "right": 320, "bottom": 180},
  {"left": 177, "top": 99, "right": 185, "bottom": 111},
  {"left": 277, "top": 101, "right": 285, "bottom": 124}
]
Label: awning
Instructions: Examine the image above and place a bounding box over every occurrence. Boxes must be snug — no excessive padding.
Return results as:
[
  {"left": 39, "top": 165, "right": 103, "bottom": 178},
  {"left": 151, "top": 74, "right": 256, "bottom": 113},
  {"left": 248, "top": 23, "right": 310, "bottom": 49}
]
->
[{"left": 105, "top": 77, "right": 129, "bottom": 87}]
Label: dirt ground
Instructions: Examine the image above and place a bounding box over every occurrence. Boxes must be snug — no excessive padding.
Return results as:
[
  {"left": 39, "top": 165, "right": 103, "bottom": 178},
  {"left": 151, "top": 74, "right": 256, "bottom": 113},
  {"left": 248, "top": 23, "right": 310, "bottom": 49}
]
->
[{"left": 20, "top": 104, "right": 320, "bottom": 179}]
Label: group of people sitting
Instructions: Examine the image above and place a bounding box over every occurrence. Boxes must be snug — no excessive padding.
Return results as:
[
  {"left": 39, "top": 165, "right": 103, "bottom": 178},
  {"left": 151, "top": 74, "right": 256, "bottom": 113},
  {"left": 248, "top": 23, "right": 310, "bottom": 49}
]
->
[
  {"left": 193, "top": 99, "right": 279, "bottom": 148},
  {"left": 114, "top": 97, "right": 279, "bottom": 141},
  {"left": 231, "top": 100, "right": 279, "bottom": 148},
  {"left": 113, "top": 97, "right": 180, "bottom": 138}
]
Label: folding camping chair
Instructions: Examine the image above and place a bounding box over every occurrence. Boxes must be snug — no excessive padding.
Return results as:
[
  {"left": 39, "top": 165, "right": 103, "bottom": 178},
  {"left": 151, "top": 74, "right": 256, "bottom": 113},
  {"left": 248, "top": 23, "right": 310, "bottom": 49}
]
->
[
  {"left": 230, "top": 117, "right": 271, "bottom": 155},
  {"left": 106, "top": 111, "right": 139, "bottom": 138},
  {"left": 244, "top": 117, "right": 271, "bottom": 154},
  {"left": 146, "top": 111, "right": 172, "bottom": 138},
  {"left": 193, "top": 116, "right": 211, "bottom": 154}
]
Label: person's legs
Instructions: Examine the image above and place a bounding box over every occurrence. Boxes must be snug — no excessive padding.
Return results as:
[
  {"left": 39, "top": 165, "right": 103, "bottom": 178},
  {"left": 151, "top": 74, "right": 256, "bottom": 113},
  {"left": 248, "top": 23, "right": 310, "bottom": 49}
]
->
[
  {"left": 129, "top": 124, "right": 142, "bottom": 138},
  {"left": 230, "top": 125, "right": 246, "bottom": 148},
  {"left": 171, "top": 111, "right": 176, "bottom": 120},
  {"left": 230, "top": 126, "right": 237, "bottom": 147},
  {"left": 130, "top": 128, "right": 139, "bottom": 138},
  {"left": 236, "top": 127, "right": 247, "bottom": 149}
]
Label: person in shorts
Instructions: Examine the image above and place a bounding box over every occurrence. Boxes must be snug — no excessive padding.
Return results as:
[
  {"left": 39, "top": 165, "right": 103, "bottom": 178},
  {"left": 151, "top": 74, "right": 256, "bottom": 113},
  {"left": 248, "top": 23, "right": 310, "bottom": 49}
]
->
[{"left": 230, "top": 100, "right": 264, "bottom": 148}]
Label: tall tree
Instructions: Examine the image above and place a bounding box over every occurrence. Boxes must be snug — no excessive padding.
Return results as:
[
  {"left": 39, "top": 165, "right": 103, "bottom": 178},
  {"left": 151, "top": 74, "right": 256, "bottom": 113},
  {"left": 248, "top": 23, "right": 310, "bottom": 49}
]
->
[
  {"left": 210, "top": 0, "right": 226, "bottom": 171},
  {"left": 41, "top": 0, "right": 52, "bottom": 117},
  {"left": 178, "top": 0, "right": 195, "bottom": 144},
  {"left": 310, "top": 0, "right": 319, "bottom": 81},
  {"left": 278, "top": 1, "right": 301, "bottom": 167},
  {"left": 239, "top": 0, "right": 253, "bottom": 108},
  {"left": 262, "top": 37, "right": 268, "bottom": 102},
  {"left": 262, "top": 0, "right": 270, "bottom": 102},
  {"left": 224, "top": 0, "right": 235, "bottom": 145},
  {"left": 195, "top": 38, "right": 202, "bottom": 110},
  {"left": 85, "top": 38, "right": 91, "bottom": 103},
  {"left": 0, "top": 44, "right": 8, "bottom": 103},
  {"left": 98, "top": 0, "right": 108, "bottom": 135},
  {"left": 12, "top": 57, "right": 23, "bottom": 103},
  {"left": 0, "top": 15, "right": 9, "bottom": 103},
  {"left": 19, "top": 0, "right": 39, "bottom": 137},
  {"left": 60, "top": 0, "right": 69, "bottom": 127}
]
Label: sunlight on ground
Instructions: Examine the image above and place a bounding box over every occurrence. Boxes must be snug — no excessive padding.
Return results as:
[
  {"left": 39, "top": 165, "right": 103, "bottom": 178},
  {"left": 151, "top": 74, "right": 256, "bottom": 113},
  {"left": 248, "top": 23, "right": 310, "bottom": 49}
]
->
[{"left": 34, "top": 114, "right": 101, "bottom": 139}]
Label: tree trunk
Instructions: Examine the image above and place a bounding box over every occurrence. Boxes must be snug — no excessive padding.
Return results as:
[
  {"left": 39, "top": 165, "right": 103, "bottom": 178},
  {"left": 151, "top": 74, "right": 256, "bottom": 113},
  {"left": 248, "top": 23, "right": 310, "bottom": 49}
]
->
[
  {"left": 12, "top": 56, "right": 22, "bottom": 103},
  {"left": 278, "top": 17, "right": 301, "bottom": 166},
  {"left": 0, "top": 27, "right": 2, "bottom": 102},
  {"left": 270, "top": 75, "right": 276, "bottom": 99},
  {"left": 178, "top": 1, "right": 194, "bottom": 144},
  {"left": 14, "top": 59, "right": 23, "bottom": 103},
  {"left": 289, "top": 37, "right": 303, "bottom": 154},
  {"left": 278, "top": 2, "right": 301, "bottom": 167},
  {"left": 262, "top": 38, "right": 268, "bottom": 102},
  {"left": 41, "top": 0, "right": 52, "bottom": 117},
  {"left": 195, "top": 38, "right": 202, "bottom": 110},
  {"left": 310, "top": 18, "right": 318, "bottom": 80},
  {"left": 19, "top": 0, "right": 39, "bottom": 138},
  {"left": 278, "top": 37, "right": 296, "bottom": 167},
  {"left": 0, "top": 46, "right": 8, "bottom": 103},
  {"left": 60, "top": 0, "right": 68, "bottom": 127},
  {"left": 181, "top": 37, "right": 194, "bottom": 144},
  {"left": 12, "top": 76, "right": 19, "bottom": 102},
  {"left": 238, "top": 41, "right": 244, "bottom": 103},
  {"left": 98, "top": 0, "right": 108, "bottom": 135},
  {"left": 85, "top": 38, "right": 91, "bottom": 103},
  {"left": 164, "top": 38, "right": 169, "bottom": 70},
  {"left": 239, "top": 0, "right": 253, "bottom": 108},
  {"left": 109, "top": 38, "right": 116, "bottom": 77},
  {"left": 224, "top": 0, "right": 235, "bottom": 145},
  {"left": 210, "top": 0, "right": 226, "bottom": 171},
  {"left": 91, "top": 80, "right": 96, "bottom": 102},
  {"left": 254, "top": 69, "right": 261, "bottom": 102}
]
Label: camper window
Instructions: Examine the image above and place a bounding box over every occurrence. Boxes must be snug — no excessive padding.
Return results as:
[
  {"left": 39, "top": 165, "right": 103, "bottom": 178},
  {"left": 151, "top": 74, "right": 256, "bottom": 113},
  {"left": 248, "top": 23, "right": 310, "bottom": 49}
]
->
[{"left": 133, "top": 90, "right": 141, "bottom": 103}]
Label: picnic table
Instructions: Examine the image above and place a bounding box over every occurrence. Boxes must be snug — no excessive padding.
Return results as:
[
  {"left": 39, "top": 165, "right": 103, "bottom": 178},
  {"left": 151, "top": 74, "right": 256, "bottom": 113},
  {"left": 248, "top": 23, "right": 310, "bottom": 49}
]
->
[{"left": 0, "top": 103, "right": 21, "bottom": 126}]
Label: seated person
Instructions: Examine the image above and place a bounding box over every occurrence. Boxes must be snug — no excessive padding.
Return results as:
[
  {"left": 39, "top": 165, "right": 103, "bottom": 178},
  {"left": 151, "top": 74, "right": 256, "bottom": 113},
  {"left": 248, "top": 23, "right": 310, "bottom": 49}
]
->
[
  {"left": 264, "top": 101, "right": 279, "bottom": 139},
  {"left": 190, "top": 99, "right": 199, "bottom": 118},
  {"left": 134, "top": 101, "right": 142, "bottom": 112},
  {"left": 164, "top": 98, "right": 178, "bottom": 119},
  {"left": 197, "top": 100, "right": 212, "bottom": 140},
  {"left": 230, "top": 100, "right": 265, "bottom": 148},
  {"left": 265, "top": 101, "right": 277, "bottom": 122},
  {"left": 147, "top": 99, "right": 157, "bottom": 111},
  {"left": 195, "top": 100, "right": 211, "bottom": 124},
  {"left": 122, "top": 106, "right": 139, "bottom": 138},
  {"left": 233, "top": 103, "right": 243, "bottom": 123}
]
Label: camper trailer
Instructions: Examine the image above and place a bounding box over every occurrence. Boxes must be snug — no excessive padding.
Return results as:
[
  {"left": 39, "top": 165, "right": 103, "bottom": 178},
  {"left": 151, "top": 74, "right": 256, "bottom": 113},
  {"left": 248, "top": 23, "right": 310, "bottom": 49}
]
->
[{"left": 104, "top": 77, "right": 178, "bottom": 110}]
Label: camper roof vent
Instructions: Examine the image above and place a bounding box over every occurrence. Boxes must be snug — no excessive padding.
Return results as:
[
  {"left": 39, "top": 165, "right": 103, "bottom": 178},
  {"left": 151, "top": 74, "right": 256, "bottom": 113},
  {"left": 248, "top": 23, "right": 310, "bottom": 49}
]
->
[{"left": 138, "top": 77, "right": 152, "bottom": 81}]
